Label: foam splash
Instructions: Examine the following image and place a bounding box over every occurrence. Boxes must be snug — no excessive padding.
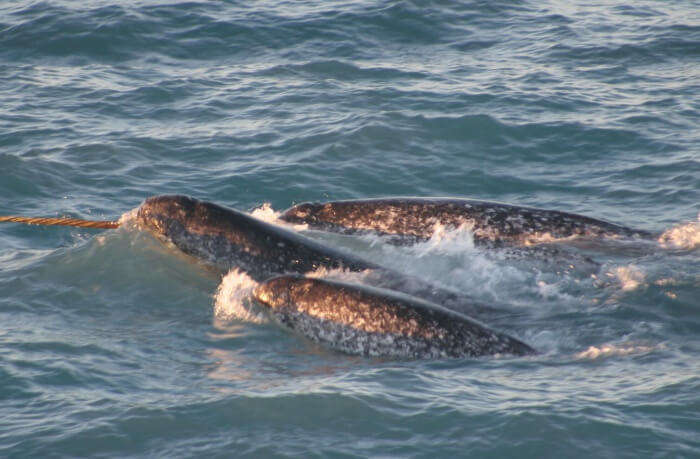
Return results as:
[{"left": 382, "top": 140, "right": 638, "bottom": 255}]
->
[
  {"left": 413, "top": 222, "right": 476, "bottom": 255},
  {"left": 417, "top": 221, "right": 476, "bottom": 246},
  {"left": 249, "top": 202, "right": 279, "bottom": 223},
  {"left": 117, "top": 208, "right": 139, "bottom": 229},
  {"left": 575, "top": 342, "right": 662, "bottom": 360},
  {"left": 389, "top": 226, "right": 557, "bottom": 308},
  {"left": 658, "top": 217, "right": 700, "bottom": 250},
  {"left": 611, "top": 265, "right": 646, "bottom": 292},
  {"left": 413, "top": 225, "right": 593, "bottom": 307},
  {"left": 249, "top": 202, "right": 308, "bottom": 231},
  {"left": 214, "top": 269, "right": 267, "bottom": 323}
]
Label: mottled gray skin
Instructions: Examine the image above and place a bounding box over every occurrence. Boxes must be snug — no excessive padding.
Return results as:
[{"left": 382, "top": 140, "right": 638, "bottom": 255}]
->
[
  {"left": 136, "top": 195, "right": 499, "bottom": 317},
  {"left": 136, "top": 195, "right": 377, "bottom": 281},
  {"left": 281, "top": 197, "right": 655, "bottom": 245},
  {"left": 254, "top": 275, "right": 536, "bottom": 359}
]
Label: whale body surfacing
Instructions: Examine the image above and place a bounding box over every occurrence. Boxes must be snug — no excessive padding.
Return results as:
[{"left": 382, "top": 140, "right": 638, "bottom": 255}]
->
[
  {"left": 281, "top": 197, "right": 654, "bottom": 245},
  {"left": 136, "top": 195, "right": 377, "bottom": 281},
  {"left": 253, "top": 275, "right": 535, "bottom": 359}
]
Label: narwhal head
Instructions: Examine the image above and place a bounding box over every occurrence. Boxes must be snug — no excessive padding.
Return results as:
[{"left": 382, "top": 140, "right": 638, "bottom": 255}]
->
[{"left": 136, "top": 195, "right": 200, "bottom": 238}]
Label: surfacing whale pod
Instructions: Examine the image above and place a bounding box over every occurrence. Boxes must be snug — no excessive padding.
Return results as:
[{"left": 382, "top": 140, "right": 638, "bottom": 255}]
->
[
  {"left": 281, "top": 197, "right": 655, "bottom": 245},
  {"left": 136, "top": 195, "right": 500, "bottom": 318},
  {"left": 253, "top": 275, "right": 536, "bottom": 359}
]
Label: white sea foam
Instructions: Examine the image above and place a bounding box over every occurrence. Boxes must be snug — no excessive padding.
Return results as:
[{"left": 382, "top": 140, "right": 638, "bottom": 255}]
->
[
  {"left": 575, "top": 342, "right": 662, "bottom": 360},
  {"left": 658, "top": 216, "right": 700, "bottom": 250},
  {"left": 611, "top": 265, "right": 646, "bottom": 292},
  {"left": 118, "top": 207, "right": 139, "bottom": 229},
  {"left": 415, "top": 222, "right": 476, "bottom": 253},
  {"left": 249, "top": 202, "right": 308, "bottom": 231},
  {"left": 421, "top": 225, "right": 588, "bottom": 305},
  {"left": 249, "top": 202, "right": 279, "bottom": 223},
  {"left": 385, "top": 224, "right": 572, "bottom": 309},
  {"left": 214, "top": 269, "right": 267, "bottom": 324}
]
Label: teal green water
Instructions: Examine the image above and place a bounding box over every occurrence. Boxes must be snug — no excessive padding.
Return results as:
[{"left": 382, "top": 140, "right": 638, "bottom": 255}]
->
[{"left": 1, "top": 1, "right": 699, "bottom": 457}]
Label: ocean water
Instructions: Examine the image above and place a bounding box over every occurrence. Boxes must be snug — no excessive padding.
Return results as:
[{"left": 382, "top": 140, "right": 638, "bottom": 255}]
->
[{"left": 1, "top": 0, "right": 699, "bottom": 457}]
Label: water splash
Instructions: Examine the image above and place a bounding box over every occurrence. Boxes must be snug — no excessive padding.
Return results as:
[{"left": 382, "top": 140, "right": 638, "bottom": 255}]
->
[
  {"left": 249, "top": 202, "right": 279, "bottom": 223},
  {"left": 658, "top": 216, "right": 700, "bottom": 250},
  {"left": 611, "top": 265, "right": 647, "bottom": 292},
  {"left": 398, "top": 224, "right": 592, "bottom": 309},
  {"left": 117, "top": 207, "right": 139, "bottom": 229},
  {"left": 214, "top": 269, "right": 267, "bottom": 324},
  {"left": 412, "top": 222, "right": 476, "bottom": 254},
  {"left": 250, "top": 202, "right": 309, "bottom": 231},
  {"left": 575, "top": 342, "right": 662, "bottom": 360}
]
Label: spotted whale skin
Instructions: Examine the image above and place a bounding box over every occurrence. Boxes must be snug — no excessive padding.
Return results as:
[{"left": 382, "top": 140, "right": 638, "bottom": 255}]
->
[
  {"left": 281, "top": 197, "right": 655, "bottom": 245},
  {"left": 254, "top": 275, "right": 536, "bottom": 359},
  {"left": 136, "top": 194, "right": 375, "bottom": 281}
]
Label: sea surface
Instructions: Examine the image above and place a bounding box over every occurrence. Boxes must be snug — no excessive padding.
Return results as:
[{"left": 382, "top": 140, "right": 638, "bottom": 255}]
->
[{"left": 1, "top": 1, "right": 699, "bottom": 457}]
